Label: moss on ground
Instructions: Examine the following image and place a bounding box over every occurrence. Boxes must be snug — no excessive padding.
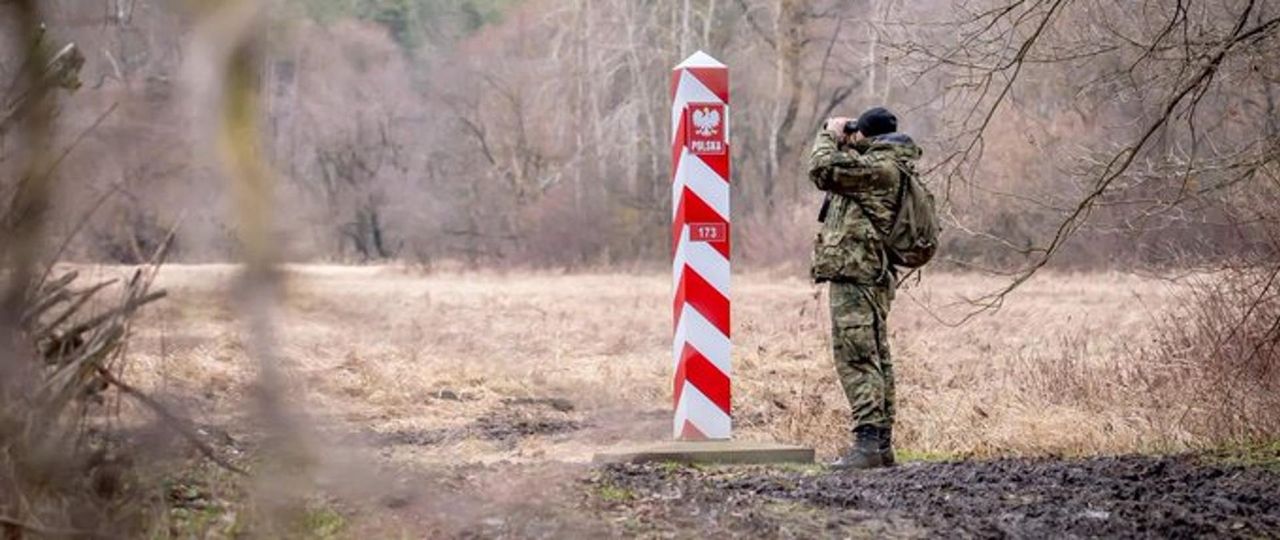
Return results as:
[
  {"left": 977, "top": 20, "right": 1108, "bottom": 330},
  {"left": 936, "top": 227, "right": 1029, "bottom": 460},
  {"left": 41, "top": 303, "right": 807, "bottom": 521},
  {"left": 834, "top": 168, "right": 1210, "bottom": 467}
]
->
[
  {"left": 299, "top": 503, "right": 348, "bottom": 539},
  {"left": 594, "top": 482, "right": 636, "bottom": 503},
  {"left": 1202, "top": 440, "right": 1280, "bottom": 471}
]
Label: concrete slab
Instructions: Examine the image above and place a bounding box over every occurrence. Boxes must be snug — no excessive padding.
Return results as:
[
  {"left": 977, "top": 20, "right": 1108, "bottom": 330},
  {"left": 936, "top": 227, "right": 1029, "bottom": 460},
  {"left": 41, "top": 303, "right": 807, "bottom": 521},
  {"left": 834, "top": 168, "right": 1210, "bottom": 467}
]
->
[{"left": 593, "top": 440, "right": 815, "bottom": 465}]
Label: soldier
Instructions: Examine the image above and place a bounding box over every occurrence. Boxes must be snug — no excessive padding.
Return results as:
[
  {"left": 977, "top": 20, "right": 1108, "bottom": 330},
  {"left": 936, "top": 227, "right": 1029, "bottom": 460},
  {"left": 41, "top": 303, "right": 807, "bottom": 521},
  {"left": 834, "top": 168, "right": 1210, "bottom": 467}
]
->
[{"left": 808, "top": 107, "right": 923, "bottom": 469}]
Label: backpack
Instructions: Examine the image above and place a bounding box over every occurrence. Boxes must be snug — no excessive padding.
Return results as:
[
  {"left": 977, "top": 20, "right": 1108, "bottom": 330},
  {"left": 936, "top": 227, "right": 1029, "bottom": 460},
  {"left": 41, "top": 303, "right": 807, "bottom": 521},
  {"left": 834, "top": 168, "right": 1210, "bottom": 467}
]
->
[{"left": 884, "top": 162, "right": 939, "bottom": 268}]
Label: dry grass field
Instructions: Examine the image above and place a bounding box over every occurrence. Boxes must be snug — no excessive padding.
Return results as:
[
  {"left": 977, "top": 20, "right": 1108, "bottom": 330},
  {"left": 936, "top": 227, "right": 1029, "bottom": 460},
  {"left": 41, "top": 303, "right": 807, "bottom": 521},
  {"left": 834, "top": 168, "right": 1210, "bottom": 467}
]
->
[
  {"left": 38, "top": 264, "right": 1280, "bottom": 537},
  {"left": 93, "top": 263, "right": 1191, "bottom": 466}
]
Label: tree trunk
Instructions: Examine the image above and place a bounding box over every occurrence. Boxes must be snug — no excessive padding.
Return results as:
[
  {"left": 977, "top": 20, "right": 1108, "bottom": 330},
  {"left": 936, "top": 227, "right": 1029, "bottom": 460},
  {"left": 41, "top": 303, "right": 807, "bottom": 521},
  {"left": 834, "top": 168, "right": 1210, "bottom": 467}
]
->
[{"left": 765, "top": 0, "right": 806, "bottom": 211}]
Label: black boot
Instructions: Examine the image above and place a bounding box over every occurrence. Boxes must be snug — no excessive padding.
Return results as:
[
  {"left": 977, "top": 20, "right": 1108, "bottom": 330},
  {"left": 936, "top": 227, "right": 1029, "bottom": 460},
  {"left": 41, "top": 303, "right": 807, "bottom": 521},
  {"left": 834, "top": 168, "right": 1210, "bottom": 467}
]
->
[
  {"left": 880, "top": 425, "right": 896, "bottom": 467},
  {"left": 832, "top": 425, "right": 887, "bottom": 470}
]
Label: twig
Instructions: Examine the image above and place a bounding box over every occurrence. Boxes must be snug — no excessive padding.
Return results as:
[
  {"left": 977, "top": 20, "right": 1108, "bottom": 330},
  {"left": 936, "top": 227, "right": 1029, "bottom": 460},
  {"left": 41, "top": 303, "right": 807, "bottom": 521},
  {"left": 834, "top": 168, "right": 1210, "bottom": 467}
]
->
[
  {"left": 49, "top": 290, "right": 166, "bottom": 342},
  {"left": 964, "top": 1, "right": 1277, "bottom": 313},
  {"left": 0, "top": 515, "right": 109, "bottom": 539},
  {"left": 39, "top": 102, "right": 117, "bottom": 182},
  {"left": 36, "top": 183, "right": 123, "bottom": 292},
  {"left": 32, "top": 278, "right": 118, "bottom": 340},
  {"left": 732, "top": 0, "right": 777, "bottom": 50},
  {"left": 20, "top": 273, "right": 77, "bottom": 325},
  {"left": 94, "top": 366, "right": 248, "bottom": 476}
]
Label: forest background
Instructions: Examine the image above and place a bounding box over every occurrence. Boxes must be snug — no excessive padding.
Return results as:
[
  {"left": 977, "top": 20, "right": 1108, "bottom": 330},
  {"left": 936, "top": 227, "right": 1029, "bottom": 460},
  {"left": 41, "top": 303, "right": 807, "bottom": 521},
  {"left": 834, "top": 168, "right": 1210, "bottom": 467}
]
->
[{"left": 7, "top": 0, "right": 1276, "bottom": 273}]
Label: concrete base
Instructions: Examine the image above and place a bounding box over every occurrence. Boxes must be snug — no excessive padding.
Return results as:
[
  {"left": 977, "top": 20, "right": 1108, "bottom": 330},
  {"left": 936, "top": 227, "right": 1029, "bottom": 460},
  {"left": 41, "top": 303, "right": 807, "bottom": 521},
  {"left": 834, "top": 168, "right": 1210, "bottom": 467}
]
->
[{"left": 593, "top": 440, "right": 815, "bottom": 465}]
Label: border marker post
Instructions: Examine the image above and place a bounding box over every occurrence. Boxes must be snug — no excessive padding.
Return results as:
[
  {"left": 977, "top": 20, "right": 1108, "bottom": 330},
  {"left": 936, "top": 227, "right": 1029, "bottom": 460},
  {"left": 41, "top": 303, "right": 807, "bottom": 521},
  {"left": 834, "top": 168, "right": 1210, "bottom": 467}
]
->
[
  {"left": 671, "top": 51, "right": 732, "bottom": 441},
  {"left": 593, "top": 51, "right": 812, "bottom": 466}
]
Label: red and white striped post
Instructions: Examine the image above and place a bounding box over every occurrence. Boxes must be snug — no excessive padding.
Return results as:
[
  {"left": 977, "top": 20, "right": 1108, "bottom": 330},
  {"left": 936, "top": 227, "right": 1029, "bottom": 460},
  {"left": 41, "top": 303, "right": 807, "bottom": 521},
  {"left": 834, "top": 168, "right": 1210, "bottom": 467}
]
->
[{"left": 671, "top": 51, "right": 731, "bottom": 441}]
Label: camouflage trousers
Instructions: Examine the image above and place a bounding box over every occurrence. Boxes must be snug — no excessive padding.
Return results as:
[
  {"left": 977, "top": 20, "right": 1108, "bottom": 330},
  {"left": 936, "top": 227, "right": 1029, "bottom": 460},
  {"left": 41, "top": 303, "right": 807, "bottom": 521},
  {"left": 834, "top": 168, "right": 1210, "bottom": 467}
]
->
[{"left": 828, "top": 281, "right": 895, "bottom": 431}]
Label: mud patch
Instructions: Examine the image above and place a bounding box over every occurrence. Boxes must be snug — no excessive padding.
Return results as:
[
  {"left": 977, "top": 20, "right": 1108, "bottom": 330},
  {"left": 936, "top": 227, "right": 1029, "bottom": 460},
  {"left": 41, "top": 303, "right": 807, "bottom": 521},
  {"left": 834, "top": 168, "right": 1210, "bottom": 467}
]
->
[
  {"left": 469, "top": 414, "right": 583, "bottom": 445},
  {"left": 369, "top": 397, "right": 586, "bottom": 448},
  {"left": 593, "top": 455, "right": 1280, "bottom": 538},
  {"left": 502, "top": 397, "right": 575, "bottom": 413}
]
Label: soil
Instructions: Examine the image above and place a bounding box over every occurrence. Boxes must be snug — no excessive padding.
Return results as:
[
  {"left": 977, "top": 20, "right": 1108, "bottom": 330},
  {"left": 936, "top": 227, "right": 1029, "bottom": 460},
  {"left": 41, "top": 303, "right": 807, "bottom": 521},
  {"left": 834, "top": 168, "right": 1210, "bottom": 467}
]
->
[
  {"left": 334, "top": 399, "right": 1280, "bottom": 538},
  {"left": 182, "top": 395, "right": 1280, "bottom": 538},
  {"left": 179, "top": 395, "right": 1280, "bottom": 539},
  {"left": 362, "top": 396, "right": 588, "bottom": 448},
  {"left": 589, "top": 456, "right": 1280, "bottom": 539}
]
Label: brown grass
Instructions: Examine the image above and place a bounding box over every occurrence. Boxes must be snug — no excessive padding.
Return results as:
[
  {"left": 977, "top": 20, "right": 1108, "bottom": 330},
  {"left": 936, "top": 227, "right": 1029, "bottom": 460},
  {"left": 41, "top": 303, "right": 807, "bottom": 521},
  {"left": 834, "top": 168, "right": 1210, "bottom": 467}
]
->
[{"left": 98, "top": 264, "right": 1203, "bottom": 463}]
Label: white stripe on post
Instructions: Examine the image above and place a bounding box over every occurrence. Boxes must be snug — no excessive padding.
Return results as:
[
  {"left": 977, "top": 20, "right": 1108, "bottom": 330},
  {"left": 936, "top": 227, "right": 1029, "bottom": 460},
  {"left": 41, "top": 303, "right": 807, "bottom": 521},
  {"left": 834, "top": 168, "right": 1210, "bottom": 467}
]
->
[{"left": 672, "top": 147, "right": 731, "bottom": 220}]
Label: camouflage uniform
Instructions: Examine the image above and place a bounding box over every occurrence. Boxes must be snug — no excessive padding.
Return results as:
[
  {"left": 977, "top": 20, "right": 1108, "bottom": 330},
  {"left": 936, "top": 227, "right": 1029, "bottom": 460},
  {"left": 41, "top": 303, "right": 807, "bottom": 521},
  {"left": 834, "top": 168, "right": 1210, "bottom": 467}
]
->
[{"left": 808, "top": 129, "right": 922, "bottom": 431}]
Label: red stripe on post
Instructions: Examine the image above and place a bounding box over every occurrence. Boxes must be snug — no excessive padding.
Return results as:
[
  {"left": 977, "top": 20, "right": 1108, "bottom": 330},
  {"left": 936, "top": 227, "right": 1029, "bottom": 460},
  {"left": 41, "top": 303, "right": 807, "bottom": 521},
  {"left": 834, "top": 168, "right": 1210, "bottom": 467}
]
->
[
  {"left": 696, "top": 151, "right": 731, "bottom": 183},
  {"left": 678, "top": 344, "right": 731, "bottom": 414},
  {"left": 673, "top": 267, "right": 686, "bottom": 332},
  {"left": 681, "top": 265, "right": 730, "bottom": 336},
  {"left": 673, "top": 346, "right": 688, "bottom": 407},
  {"left": 680, "top": 420, "right": 707, "bottom": 441},
  {"left": 671, "top": 113, "right": 687, "bottom": 179},
  {"left": 686, "top": 67, "right": 729, "bottom": 103}
]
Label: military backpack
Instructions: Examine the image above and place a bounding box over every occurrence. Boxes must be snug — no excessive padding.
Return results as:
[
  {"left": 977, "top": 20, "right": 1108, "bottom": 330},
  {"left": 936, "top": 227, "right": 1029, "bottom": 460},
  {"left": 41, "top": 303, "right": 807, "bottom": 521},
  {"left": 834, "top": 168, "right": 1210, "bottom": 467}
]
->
[{"left": 883, "top": 162, "right": 939, "bottom": 268}]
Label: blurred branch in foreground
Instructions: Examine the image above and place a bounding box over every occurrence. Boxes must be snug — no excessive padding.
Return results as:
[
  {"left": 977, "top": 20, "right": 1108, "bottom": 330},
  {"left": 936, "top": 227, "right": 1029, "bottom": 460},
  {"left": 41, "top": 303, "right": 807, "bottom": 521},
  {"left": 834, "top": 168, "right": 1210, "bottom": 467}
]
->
[
  {"left": 190, "top": 0, "right": 317, "bottom": 532},
  {"left": 0, "top": 4, "right": 234, "bottom": 537}
]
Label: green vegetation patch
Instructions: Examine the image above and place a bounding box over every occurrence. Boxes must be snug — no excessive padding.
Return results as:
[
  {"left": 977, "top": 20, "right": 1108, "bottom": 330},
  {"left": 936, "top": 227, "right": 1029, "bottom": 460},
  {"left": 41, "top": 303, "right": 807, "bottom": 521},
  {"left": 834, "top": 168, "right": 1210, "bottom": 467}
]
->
[
  {"left": 895, "top": 448, "right": 963, "bottom": 464},
  {"left": 1203, "top": 440, "right": 1280, "bottom": 471},
  {"left": 299, "top": 503, "right": 348, "bottom": 539},
  {"left": 594, "top": 482, "right": 635, "bottom": 503}
]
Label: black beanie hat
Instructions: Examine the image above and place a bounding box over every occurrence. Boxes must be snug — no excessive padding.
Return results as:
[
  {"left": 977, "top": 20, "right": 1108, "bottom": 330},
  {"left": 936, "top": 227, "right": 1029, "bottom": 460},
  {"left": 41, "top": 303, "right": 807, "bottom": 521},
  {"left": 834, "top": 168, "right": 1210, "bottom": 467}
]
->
[{"left": 855, "top": 107, "right": 898, "bottom": 137}]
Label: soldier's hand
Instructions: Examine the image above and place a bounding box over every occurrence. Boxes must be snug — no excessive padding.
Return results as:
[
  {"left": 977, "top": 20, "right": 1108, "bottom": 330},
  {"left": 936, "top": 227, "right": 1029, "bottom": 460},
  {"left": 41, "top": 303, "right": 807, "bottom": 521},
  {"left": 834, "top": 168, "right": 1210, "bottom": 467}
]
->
[{"left": 825, "top": 117, "right": 853, "bottom": 135}]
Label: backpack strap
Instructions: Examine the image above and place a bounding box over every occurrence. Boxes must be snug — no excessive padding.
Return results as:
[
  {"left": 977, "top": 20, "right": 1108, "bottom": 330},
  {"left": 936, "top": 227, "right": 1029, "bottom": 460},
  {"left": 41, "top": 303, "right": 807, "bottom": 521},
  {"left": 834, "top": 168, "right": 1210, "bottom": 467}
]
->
[{"left": 886, "top": 160, "right": 915, "bottom": 237}]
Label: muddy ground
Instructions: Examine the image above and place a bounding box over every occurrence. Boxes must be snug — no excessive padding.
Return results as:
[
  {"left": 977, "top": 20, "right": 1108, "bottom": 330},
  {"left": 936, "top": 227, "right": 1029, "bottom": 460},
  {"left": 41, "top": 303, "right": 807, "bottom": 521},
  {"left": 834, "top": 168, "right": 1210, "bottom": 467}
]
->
[
  {"left": 587, "top": 456, "right": 1280, "bottom": 539},
  {"left": 151, "top": 391, "right": 1280, "bottom": 538},
  {"left": 330, "top": 397, "right": 1280, "bottom": 538}
]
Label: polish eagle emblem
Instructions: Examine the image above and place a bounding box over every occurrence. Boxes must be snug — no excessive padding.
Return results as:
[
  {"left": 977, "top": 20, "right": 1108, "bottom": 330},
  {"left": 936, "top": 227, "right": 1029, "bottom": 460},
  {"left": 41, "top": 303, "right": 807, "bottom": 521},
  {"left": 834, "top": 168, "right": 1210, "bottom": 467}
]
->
[{"left": 692, "top": 106, "right": 721, "bottom": 137}]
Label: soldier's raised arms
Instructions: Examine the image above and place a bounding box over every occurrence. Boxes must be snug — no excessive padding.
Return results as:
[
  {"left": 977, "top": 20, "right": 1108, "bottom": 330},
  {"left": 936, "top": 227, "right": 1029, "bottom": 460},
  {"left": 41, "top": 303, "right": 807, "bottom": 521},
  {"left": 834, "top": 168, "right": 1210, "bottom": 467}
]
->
[{"left": 808, "top": 130, "right": 894, "bottom": 196}]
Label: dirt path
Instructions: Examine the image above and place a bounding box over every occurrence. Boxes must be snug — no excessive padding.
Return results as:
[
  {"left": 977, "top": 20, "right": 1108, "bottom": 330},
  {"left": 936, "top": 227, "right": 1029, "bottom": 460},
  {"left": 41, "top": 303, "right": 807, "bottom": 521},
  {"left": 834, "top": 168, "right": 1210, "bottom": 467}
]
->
[{"left": 585, "top": 456, "right": 1280, "bottom": 539}]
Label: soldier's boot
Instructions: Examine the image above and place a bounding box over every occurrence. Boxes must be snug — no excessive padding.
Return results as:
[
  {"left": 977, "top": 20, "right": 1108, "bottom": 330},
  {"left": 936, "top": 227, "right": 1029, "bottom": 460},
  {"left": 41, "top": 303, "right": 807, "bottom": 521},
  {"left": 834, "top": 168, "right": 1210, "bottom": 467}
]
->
[
  {"left": 832, "top": 425, "right": 887, "bottom": 470},
  {"left": 880, "top": 426, "right": 896, "bottom": 467}
]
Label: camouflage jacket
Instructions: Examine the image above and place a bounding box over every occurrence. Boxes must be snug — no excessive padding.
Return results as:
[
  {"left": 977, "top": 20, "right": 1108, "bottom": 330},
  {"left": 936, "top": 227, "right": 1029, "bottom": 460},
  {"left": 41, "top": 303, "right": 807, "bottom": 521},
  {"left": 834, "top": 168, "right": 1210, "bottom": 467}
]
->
[{"left": 808, "top": 130, "right": 923, "bottom": 284}]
